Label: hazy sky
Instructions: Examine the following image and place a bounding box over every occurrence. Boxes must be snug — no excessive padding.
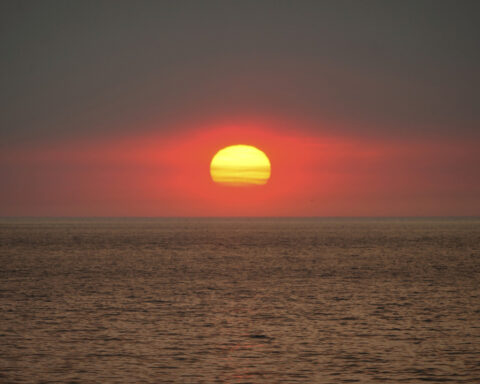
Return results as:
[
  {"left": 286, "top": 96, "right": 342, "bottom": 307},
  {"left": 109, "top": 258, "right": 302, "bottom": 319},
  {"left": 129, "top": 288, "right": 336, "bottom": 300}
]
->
[{"left": 0, "top": 1, "right": 479, "bottom": 216}]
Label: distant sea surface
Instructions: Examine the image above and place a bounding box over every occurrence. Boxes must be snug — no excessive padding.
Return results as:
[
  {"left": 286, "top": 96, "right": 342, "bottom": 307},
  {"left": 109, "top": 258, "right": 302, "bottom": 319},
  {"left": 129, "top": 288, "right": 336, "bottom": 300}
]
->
[{"left": 1, "top": 218, "right": 479, "bottom": 383}]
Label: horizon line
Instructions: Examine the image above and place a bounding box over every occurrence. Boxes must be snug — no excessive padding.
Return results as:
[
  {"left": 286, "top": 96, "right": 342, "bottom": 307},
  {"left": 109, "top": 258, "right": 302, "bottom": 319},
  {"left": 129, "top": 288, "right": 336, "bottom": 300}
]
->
[{"left": 1, "top": 216, "right": 479, "bottom": 220}]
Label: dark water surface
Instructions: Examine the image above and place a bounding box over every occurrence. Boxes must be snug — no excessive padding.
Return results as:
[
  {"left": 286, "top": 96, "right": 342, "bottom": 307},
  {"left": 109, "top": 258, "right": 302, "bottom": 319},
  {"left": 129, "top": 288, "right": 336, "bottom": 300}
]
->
[{"left": 1, "top": 218, "right": 479, "bottom": 383}]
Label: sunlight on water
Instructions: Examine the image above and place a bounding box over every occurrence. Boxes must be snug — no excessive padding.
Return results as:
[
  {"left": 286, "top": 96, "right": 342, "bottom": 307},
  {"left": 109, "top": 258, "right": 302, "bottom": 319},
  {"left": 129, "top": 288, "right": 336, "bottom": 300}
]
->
[{"left": 1, "top": 218, "right": 479, "bottom": 383}]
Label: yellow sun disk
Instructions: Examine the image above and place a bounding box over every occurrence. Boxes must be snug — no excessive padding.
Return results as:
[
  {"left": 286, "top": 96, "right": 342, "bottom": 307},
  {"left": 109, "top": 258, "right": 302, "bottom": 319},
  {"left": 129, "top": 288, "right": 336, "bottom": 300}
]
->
[{"left": 210, "top": 145, "right": 271, "bottom": 186}]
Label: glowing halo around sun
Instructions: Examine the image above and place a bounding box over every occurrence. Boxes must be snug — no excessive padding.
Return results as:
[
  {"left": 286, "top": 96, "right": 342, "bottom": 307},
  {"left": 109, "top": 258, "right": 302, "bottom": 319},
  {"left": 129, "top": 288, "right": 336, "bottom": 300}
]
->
[{"left": 210, "top": 145, "right": 271, "bottom": 186}]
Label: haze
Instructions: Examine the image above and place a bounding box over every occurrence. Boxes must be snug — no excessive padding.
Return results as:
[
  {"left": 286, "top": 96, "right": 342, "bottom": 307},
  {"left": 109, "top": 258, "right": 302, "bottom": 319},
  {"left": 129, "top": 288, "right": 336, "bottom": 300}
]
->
[{"left": 0, "top": 1, "right": 479, "bottom": 216}]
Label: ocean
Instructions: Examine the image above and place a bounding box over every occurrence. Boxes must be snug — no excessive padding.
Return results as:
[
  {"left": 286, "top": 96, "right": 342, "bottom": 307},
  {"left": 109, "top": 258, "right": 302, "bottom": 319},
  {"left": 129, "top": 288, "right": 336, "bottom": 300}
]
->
[{"left": 1, "top": 218, "right": 479, "bottom": 383}]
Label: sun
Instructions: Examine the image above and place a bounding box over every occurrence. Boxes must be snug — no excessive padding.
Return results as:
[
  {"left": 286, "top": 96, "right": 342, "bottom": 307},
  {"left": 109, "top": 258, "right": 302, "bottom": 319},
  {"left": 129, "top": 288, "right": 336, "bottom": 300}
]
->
[{"left": 210, "top": 145, "right": 271, "bottom": 186}]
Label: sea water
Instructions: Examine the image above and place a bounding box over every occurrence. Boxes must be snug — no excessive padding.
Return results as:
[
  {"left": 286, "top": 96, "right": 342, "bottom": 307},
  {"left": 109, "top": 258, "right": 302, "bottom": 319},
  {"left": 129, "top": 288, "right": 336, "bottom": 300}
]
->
[{"left": 1, "top": 218, "right": 479, "bottom": 383}]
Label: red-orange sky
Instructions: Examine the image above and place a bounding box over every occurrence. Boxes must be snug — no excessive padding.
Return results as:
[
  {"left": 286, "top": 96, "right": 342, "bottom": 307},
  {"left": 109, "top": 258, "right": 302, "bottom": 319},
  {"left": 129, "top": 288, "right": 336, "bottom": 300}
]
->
[
  {"left": 1, "top": 2, "right": 479, "bottom": 216},
  {"left": 1, "top": 118, "right": 479, "bottom": 217}
]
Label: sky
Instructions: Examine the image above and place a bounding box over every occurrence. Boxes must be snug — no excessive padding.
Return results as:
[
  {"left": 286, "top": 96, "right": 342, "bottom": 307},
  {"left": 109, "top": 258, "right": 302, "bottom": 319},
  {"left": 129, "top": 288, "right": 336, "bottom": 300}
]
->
[{"left": 0, "top": 0, "right": 479, "bottom": 216}]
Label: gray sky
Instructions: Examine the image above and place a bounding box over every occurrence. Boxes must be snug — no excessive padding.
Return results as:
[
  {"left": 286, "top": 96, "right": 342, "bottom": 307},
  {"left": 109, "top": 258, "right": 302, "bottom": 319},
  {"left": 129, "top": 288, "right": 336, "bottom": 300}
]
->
[{"left": 1, "top": 0, "right": 479, "bottom": 147}]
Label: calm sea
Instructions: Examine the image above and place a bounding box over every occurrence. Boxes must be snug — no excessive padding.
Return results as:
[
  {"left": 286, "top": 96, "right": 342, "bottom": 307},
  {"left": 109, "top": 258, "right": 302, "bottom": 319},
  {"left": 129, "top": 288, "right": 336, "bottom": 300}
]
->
[{"left": 1, "top": 218, "right": 479, "bottom": 383}]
